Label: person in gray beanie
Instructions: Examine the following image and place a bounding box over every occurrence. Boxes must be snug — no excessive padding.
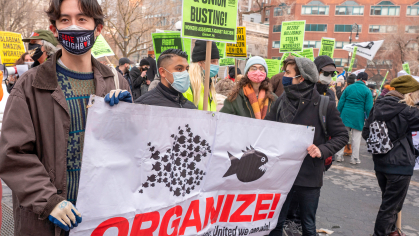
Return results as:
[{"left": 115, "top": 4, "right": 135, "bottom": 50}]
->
[{"left": 265, "top": 57, "right": 348, "bottom": 236}]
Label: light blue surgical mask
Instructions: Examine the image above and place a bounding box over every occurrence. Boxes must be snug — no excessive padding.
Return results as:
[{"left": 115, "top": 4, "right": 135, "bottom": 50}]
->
[
  {"left": 203, "top": 64, "right": 220, "bottom": 78},
  {"left": 163, "top": 68, "right": 190, "bottom": 93}
]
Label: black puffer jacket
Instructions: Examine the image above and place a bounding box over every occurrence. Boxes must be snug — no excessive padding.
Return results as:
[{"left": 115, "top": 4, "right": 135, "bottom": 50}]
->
[
  {"left": 362, "top": 92, "right": 419, "bottom": 176},
  {"left": 135, "top": 82, "right": 197, "bottom": 109},
  {"left": 130, "top": 67, "right": 146, "bottom": 101}
]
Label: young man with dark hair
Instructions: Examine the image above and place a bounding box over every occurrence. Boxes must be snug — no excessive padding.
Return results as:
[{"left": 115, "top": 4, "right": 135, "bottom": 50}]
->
[
  {"left": 0, "top": 0, "right": 131, "bottom": 235},
  {"left": 135, "top": 49, "right": 196, "bottom": 109},
  {"left": 116, "top": 57, "right": 134, "bottom": 90},
  {"left": 265, "top": 57, "right": 348, "bottom": 236}
]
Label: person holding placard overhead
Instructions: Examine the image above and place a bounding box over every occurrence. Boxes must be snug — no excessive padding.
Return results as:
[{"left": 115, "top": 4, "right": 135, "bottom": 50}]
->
[{"left": 184, "top": 40, "right": 219, "bottom": 111}]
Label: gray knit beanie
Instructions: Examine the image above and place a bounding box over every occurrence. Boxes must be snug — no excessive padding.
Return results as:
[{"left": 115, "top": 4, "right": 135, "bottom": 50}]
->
[{"left": 295, "top": 57, "right": 319, "bottom": 83}]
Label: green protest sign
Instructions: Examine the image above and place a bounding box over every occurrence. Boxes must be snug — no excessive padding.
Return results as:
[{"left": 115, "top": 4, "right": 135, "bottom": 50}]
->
[
  {"left": 91, "top": 35, "right": 114, "bottom": 59},
  {"left": 319, "top": 38, "right": 335, "bottom": 58},
  {"left": 278, "top": 53, "right": 288, "bottom": 72},
  {"left": 402, "top": 62, "right": 410, "bottom": 74},
  {"left": 380, "top": 71, "right": 389, "bottom": 90},
  {"left": 279, "top": 20, "right": 306, "bottom": 53},
  {"left": 181, "top": 0, "right": 238, "bottom": 43},
  {"left": 216, "top": 42, "right": 226, "bottom": 59},
  {"left": 220, "top": 58, "right": 235, "bottom": 66},
  {"left": 183, "top": 38, "right": 192, "bottom": 63},
  {"left": 299, "top": 48, "right": 314, "bottom": 61},
  {"left": 152, "top": 32, "right": 183, "bottom": 62},
  {"left": 265, "top": 59, "right": 281, "bottom": 79},
  {"left": 348, "top": 46, "right": 357, "bottom": 73},
  {"left": 290, "top": 52, "right": 303, "bottom": 58}
]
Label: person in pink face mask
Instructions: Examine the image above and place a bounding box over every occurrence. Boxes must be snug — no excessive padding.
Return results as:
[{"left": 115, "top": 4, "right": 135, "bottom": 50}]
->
[{"left": 220, "top": 56, "right": 277, "bottom": 119}]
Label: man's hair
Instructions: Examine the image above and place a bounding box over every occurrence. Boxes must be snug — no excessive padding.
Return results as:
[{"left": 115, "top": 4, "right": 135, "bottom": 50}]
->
[
  {"left": 157, "top": 49, "right": 188, "bottom": 68},
  {"left": 46, "top": 0, "right": 105, "bottom": 27},
  {"left": 282, "top": 57, "right": 300, "bottom": 76}
]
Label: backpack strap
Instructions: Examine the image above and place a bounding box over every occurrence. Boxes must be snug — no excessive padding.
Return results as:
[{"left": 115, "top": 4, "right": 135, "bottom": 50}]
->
[{"left": 319, "top": 95, "right": 329, "bottom": 140}]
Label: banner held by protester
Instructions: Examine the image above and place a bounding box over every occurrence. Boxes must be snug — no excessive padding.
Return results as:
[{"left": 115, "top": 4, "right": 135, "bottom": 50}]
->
[
  {"left": 0, "top": 31, "right": 26, "bottom": 65},
  {"left": 70, "top": 97, "right": 315, "bottom": 236},
  {"left": 181, "top": 0, "right": 239, "bottom": 43},
  {"left": 226, "top": 27, "right": 247, "bottom": 58},
  {"left": 279, "top": 20, "right": 306, "bottom": 53},
  {"left": 152, "top": 32, "right": 184, "bottom": 62},
  {"left": 343, "top": 40, "right": 383, "bottom": 61},
  {"left": 318, "top": 38, "right": 335, "bottom": 58}
]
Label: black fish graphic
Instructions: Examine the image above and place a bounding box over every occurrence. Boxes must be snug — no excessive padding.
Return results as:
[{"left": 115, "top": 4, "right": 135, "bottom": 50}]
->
[
  {"left": 223, "top": 146, "right": 268, "bottom": 182},
  {"left": 147, "top": 175, "right": 156, "bottom": 182},
  {"left": 152, "top": 162, "right": 161, "bottom": 171}
]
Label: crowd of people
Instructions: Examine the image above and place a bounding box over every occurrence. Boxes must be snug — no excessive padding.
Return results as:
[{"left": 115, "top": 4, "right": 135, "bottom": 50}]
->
[{"left": 0, "top": 0, "right": 418, "bottom": 236}]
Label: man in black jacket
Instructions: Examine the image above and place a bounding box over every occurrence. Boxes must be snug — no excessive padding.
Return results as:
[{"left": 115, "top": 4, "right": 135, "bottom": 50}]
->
[
  {"left": 130, "top": 59, "right": 150, "bottom": 100},
  {"left": 135, "top": 49, "right": 196, "bottom": 109},
  {"left": 266, "top": 57, "right": 348, "bottom": 236},
  {"left": 116, "top": 57, "right": 134, "bottom": 90},
  {"left": 314, "top": 55, "right": 337, "bottom": 104},
  {"left": 146, "top": 51, "right": 157, "bottom": 82},
  {"left": 362, "top": 75, "right": 419, "bottom": 236}
]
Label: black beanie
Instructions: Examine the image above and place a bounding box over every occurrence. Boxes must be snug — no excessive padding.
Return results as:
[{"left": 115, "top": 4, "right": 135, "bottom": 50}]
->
[
  {"left": 357, "top": 72, "right": 368, "bottom": 81},
  {"left": 192, "top": 40, "right": 220, "bottom": 62},
  {"left": 347, "top": 74, "right": 356, "bottom": 84},
  {"left": 228, "top": 66, "right": 242, "bottom": 78},
  {"left": 140, "top": 59, "right": 150, "bottom": 67}
]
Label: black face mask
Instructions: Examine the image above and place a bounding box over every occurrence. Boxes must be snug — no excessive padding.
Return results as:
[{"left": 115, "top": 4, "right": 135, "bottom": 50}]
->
[
  {"left": 57, "top": 27, "right": 96, "bottom": 55},
  {"left": 28, "top": 43, "right": 44, "bottom": 61}
]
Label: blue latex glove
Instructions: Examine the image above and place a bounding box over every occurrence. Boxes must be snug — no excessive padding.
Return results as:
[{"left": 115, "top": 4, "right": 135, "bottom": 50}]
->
[
  {"left": 48, "top": 200, "right": 82, "bottom": 231},
  {"left": 104, "top": 89, "right": 132, "bottom": 106}
]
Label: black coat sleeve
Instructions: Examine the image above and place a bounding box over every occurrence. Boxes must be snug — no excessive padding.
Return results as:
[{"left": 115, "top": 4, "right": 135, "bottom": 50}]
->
[
  {"left": 132, "top": 76, "right": 146, "bottom": 90},
  {"left": 264, "top": 97, "right": 281, "bottom": 121},
  {"left": 336, "top": 86, "right": 343, "bottom": 100},
  {"left": 404, "top": 106, "right": 419, "bottom": 132},
  {"left": 317, "top": 101, "right": 349, "bottom": 159},
  {"left": 362, "top": 107, "right": 375, "bottom": 140}
]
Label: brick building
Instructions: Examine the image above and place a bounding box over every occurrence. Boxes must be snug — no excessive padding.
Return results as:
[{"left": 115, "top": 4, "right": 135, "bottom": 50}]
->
[{"left": 267, "top": 0, "right": 419, "bottom": 81}]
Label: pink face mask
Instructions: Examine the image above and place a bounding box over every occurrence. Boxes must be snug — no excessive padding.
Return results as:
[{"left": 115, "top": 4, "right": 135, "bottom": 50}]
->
[{"left": 247, "top": 70, "right": 266, "bottom": 83}]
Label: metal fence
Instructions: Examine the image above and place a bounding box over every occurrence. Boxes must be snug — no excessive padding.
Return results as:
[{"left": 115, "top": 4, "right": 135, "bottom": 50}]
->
[{"left": 1, "top": 203, "right": 14, "bottom": 236}]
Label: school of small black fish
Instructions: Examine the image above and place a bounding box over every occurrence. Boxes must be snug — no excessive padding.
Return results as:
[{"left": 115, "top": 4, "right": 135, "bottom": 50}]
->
[{"left": 139, "top": 124, "right": 210, "bottom": 197}]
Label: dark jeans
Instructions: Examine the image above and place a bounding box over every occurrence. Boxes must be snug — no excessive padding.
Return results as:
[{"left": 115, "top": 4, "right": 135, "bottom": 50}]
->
[
  {"left": 374, "top": 171, "right": 411, "bottom": 236},
  {"left": 269, "top": 185, "right": 321, "bottom": 236},
  {"left": 286, "top": 190, "right": 301, "bottom": 224}
]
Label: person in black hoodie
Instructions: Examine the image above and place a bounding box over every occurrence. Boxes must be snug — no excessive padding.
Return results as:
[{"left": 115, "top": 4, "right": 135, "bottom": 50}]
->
[
  {"left": 266, "top": 57, "right": 348, "bottom": 236},
  {"left": 314, "top": 55, "right": 337, "bottom": 104},
  {"left": 135, "top": 49, "right": 196, "bottom": 109},
  {"left": 362, "top": 75, "right": 419, "bottom": 236},
  {"left": 130, "top": 59, "right": 150, "bottom": 100}
]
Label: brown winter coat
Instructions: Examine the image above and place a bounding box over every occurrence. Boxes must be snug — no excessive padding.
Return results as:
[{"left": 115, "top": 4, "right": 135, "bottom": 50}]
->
[
  {"left": 270, "top": 73, "right": 285, "bottom": 97},
  {"left": 0, "top": 50, "right": 130, "bottom": 236}
]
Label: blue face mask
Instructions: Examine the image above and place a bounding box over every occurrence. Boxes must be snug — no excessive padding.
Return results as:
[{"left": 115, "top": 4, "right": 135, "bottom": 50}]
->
[
  {"left": 164, "top": 68, "right": 190, "bottom": 93},
  {"left": 282, "top": 76, "right": 293, "bottom": 87},
  {"left": 203, "top": 64, "right": 220, "bottom": 78}
]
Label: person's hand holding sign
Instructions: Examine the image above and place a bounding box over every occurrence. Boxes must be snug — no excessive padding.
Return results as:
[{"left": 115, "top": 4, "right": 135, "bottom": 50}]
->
[
  {"left": 307, "top": 144, "right": 322, "bottom": 158},
  {"left": 48, "top": 201, "right": 82, "bottom": 231}
]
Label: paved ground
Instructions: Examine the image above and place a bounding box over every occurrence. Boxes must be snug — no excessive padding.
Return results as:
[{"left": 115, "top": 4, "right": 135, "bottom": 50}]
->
[{"left": 2, "top": 140, "right": 419, "bottom": 235}]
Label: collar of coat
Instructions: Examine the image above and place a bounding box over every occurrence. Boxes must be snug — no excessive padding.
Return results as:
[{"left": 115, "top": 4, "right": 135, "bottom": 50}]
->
[{"left": 32, "top": 49, "right": 114, "bottom": 91}]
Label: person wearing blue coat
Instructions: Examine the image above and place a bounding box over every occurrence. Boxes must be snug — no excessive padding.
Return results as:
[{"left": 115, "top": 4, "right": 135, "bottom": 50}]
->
[{"left": 336, "top": 72, "right": 374, "bottom": 164}]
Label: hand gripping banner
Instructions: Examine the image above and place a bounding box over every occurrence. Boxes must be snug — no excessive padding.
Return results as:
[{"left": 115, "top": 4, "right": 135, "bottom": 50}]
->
[{"left": 70, "top": 97, "right": 315, "bottom": 236}]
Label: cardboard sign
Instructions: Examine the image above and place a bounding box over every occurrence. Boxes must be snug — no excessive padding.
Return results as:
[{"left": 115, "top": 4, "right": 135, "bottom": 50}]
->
[
  {"left": 318, "top": 38, "right": 335, "bottom": 58},
  {"left": 70, "top": 97, "right": 314, "bottom": 236},
  {"left": 279, "top": 21, "right": 306, "bottom": 53},
  {"left": 216, "top": 42, "right": 226, "bottom": 59},
  {"left": 265, "top": 59, "right": 281, "bottom": 79},
  {"left": 152, "top": 32, "right": 184, "bottom": 62},
  {"left": 220, "top": 58, "right": 235, "bottom": 66},
  {"left": 91, "top": 35, "right": 115, "bottom": 59},
  {"left": 181, "top": 0, "right": 239, "bottom": 43},
  {"left": 0, "top": 31, "right": 26, "bottom": 65},
  {"left": 226, "top": 27, "right": 247, "bottom": 57},
  {"left": 348, "top": 46, "right": 357, "bottom": 73},
  {"left": 299, "top": 48, "right": 314, "bottom": 61},
  {"left": 402, "top": 62, "right": 410, "bottom": 75}
]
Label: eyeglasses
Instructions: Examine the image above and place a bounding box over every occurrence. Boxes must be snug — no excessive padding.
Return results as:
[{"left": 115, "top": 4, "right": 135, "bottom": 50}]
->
[
  {"left": 323, "top": 71, "right": 336, "bottom": 77},
  {"left": 249, "top": 67, "right": 266, "bottom": 72}
]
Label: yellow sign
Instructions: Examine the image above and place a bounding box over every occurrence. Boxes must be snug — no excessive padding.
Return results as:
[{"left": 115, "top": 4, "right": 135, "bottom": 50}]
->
[
  {"left": 226, "top": 27, "right": 247, "bottom": 58},
  {"left": 0, "top": 31, "right": 26, "bottom": 65}
]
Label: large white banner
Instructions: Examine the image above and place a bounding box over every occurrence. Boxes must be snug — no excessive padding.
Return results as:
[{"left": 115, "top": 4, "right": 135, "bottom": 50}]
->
[
  {"left": 70, "top": 98, "right": 315, "bottom": 236},
  {"left": 343, "top": 40, "right": 383, "bottom": 61}
]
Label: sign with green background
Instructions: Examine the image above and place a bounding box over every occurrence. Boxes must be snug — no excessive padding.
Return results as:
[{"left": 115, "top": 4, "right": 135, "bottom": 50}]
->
[
  {"left": 279, "top": 20, "right": 306, "bottom": 53},
  {"left": 348, "top": 46, "right": 357, "bottom": 73},
  {"left": 91, "top": 35, "right": 115, "bottom": 59},
  {"left": 402, "top": 62, "right": 410, "bottom": 74},
  {"left": 299, "top": 48, "right": 314, "bottom": 61},
  {"left": 183, "top": 38, "right": 192, "bottom": 63},
  {"left": 182, "top": 0, "right": 238, "bottom": 43},
  {"left": 216, "top": 42, "right": 226, "bottom": 59},
  {"left": 220, "top": 58, "right": 235, "bottom": 66},
  {"left": 318, "top": 38, "right": 335, "bottom": 58},
  {"left": 152, "top": 32, "right": 183, "bottom": 62},
  {"left": 265, "top": 59, "right": 281, "bottom": 79}
]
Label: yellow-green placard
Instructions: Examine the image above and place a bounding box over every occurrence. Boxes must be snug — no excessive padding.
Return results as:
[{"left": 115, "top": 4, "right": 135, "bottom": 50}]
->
[
  {"left": 216, "top": 42, "right": 226, "bottom": 59},
  {"left": 290, "top": 52, "right": 303, "bottom": 58},
  {"left": 226, "top": 27, "right": 246, "bottom": 57},
  {"left": 402, "top": 62, "right": 410, "bottom": 74},
  {"left": 0, "top": 31, "right": 26, "bottom": 65},
  {"left": 279, "top": 20, "right": 306, "bottom": 53},
  {"left": 265, "top": 59, "right": 281, "bottom": 79},
  {"left": 380, "top": 71, "right": 389, "bottom": 90},
  {"left": 181, "top": 0, "right": 238, "bottom": 43},
  {"left": 152, "top": 32, "right": 183, "bottom": 62},
  {"left": 348, "top": 46, "right": 357, "bottom": 73},
  {"left": 220, "top": 58, "right": 235, "bottom": 66},
  {"left": 92, "top": 34, "right": 115, "bottom": 59},
  {"left": 278, "top": 53, "right": 289, "bottom": 72},
  {"left": 300, "top": 48, "right": 314, "bottom": 61},
  {"left": 319, "top": 38, "right": 335, "bottom": 58},
  {"left": 183, "top": 38, "right": 192, "bottom": 63}
]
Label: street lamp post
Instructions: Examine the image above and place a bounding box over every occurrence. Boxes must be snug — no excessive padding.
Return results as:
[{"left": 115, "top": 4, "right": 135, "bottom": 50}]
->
[{"left": 347, "top": 23, "right": 359, "bottom": 76}]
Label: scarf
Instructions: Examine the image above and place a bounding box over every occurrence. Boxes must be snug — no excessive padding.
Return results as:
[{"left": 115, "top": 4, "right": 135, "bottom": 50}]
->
[
  {"left": 243, "top": 85, "right": 269, "bottom": 119},
  {"left": 280, "top": 80, "right": 315, "bottom": 123}
]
